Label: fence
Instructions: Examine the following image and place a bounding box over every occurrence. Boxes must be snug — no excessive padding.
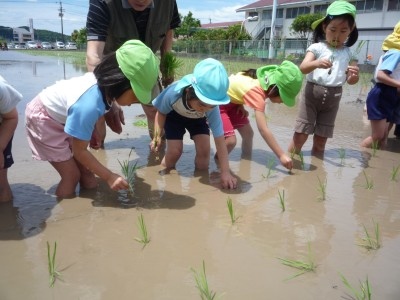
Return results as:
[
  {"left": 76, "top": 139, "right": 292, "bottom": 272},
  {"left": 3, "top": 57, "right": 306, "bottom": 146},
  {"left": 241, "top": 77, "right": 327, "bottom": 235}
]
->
[{"left": 172, "top": 38, "right": 386, "bottom": 65}]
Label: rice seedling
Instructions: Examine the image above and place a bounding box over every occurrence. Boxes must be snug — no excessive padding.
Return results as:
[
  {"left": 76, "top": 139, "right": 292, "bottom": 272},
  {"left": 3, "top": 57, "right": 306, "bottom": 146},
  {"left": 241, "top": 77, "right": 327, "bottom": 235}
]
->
[
  {"left": 339, "top": 273, "right": 372, "bottom": 300},
  {"left": 191, "top": 260, "right": 218, "bottom": 300},
  {"left": 134, "top": 214, "right": 150, "bottom": 247},
  {"left": 338, "top": 147, "right": 346, "bottom": 166},
  {"left": 358, "top": 220, "right": 381, "bottom": 251},
  {"left": 371, "top": 140, "right": 379, "bottom": 157},
  {"left": 47, "top": 241, "right": 61, "bottom": 288},
  {"left": 289, "top": 148, "right": 296, "bottom": 159},
  {"left": 118, "top": 148, "right": 138, "bottom": 195},
  {"left": 299, "top": 151, "right": 305, "bottom": 170},
  {"left": 262, "top": 157, "right": 276, "bottom": 179},
  {"left": 133, "top": 119, "right": 148, "bottom": 128},
  {"left": 316, "top": 176, "right": 327, "bottom": 201},
  {"left": 362, "top": 171, "right": 374, "bottom": 190},
  {"left": 277, "top": 242, "right": 317, "bottom": 280},
  {"left": 277, "top": 189, "right": 286, "bottom": 212},
  {"left": 160, "top": 52, "right": 183, "bottom": 88},
  {"left": 390, "top": 164, "right": 400, "bottom": 181},
  {"left": 226, "top": 197, "right": 239, "bottom": 224}
]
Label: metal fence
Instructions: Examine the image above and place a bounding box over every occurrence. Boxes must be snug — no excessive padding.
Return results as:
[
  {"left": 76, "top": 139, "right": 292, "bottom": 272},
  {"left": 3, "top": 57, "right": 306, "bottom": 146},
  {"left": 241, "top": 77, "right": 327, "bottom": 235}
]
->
[{"left": 172, "top": 38, "right": 386, "bottom": 65}]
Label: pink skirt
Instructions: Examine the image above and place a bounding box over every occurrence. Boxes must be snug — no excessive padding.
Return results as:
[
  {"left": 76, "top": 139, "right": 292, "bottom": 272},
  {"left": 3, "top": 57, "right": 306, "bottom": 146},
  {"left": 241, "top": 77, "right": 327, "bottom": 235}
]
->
[{"left": 25, "top": 96, "right": 73, "bottom": 162}]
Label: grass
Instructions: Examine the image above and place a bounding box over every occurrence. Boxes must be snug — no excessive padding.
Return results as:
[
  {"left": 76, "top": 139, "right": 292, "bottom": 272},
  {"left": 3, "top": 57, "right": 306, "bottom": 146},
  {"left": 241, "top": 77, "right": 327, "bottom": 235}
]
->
[
  {"left": 339, "top": 273, "right": 372, "bottom": 300},
  {"left": 277, "top": 189, "right": 286, "bottom": 212},
  {"left": 133, "top": 119, "right": 148, "bottom": 128},
  {"left": 390, "top": 164, "right": 400, "bottom": 181},
  {"left": 358, "top": 220, "right": 381, "bottom": 251},
  {"left": 118, "top": 148, "right": 138, "bottom": 195},
  {"left": 262, "top": 157, "right": 276, "bottom": 179},
  {"left": 277, "top": 243, "right": 317, "bottom": 280},
  {"left": 316, "top": 176, "right": 327, "bottom": 201},
  {"left": 338, "top": 147, "right": 346, "bottom": 166},
  {"left": 362, "top": 171, "right": 374, "bottom": 190},
  {"left": 134, "top": 214, "right": 150, "bottom": 247},
  {"left": 371, "top": 140, "right": 379, "bottom": 157},
  {"left": 226, "top": 197, "right": 239, "bottom": 224},
  {"left": 47, "top": 241, "right": 61, "bottom": 288},
  {"left": 191, "top": 260, "right": 218, "bottom": 300}
]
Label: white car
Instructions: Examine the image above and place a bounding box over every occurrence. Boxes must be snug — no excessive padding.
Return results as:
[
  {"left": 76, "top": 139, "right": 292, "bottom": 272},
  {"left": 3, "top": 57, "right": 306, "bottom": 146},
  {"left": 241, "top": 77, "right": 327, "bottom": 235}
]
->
[
  {"left": 55, "top": 41, "right": 65, "bottom": 49},
  {"left": 26, "top": 41, "right": 37, "bottom": 49},
  {"left": 41, "top": 42, "right": 52, "bottom": 50},
  {"left": 65, "top": 42, "right": 77, "bottom": 50}
]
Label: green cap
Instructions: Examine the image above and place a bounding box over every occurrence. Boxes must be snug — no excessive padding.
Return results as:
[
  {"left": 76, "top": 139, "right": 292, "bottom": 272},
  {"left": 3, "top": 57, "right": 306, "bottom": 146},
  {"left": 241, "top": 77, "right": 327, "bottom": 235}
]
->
[
  {"left": 311, "top": 1, "right": 356, "bottom": 30},
  {"left": 256, "top": 60, "right": 303, "bottom": 107},
  {"left": 116, "top": 40, "right": 159, "bottom": 104}
]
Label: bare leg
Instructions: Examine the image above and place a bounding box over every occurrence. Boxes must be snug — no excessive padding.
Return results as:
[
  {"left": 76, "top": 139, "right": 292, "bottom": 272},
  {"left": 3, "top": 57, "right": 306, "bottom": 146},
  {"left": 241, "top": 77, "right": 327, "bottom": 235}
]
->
[
  {"left": 193, "top": 134, "right": 210, "bottom": 170},
  {"left": 161, "top": 139, "right": 183, "bottom": 170},
  {"left": 311, "top": 134, "right": 328, "bottom": 155},
  {"left": 237, "top": 124, "right": 254, "bottom": 158},
  {"left": 0, "top": 168, "right": 13, "bottom": 202},
  {"left": 361, "top": 120, "right": 389, "bottom": 149},
  {"left": 75, "top": 158, "right": 97, "bottom": 190},
  {"left": 141, "top": 104, "right": 157, "bottom": 139},
  {"left": 50, "top": 158, "right": 81, "bottom": 198},
  {"left": 288, "top": 132, "right": 309, "bottom": 154}
]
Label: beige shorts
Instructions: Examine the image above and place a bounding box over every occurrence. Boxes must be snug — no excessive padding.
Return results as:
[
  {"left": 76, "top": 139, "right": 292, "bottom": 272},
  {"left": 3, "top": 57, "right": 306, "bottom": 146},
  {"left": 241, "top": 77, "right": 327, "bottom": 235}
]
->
[{"left": 294, "top": 82, "right": 342, "bottom": 138}]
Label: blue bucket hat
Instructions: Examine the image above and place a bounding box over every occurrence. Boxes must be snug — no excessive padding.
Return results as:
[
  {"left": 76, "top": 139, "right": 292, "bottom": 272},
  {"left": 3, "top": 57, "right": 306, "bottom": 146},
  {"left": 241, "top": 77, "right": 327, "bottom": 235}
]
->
[{"left": 174, "top": 58, "right": 230, "bottom": 105}]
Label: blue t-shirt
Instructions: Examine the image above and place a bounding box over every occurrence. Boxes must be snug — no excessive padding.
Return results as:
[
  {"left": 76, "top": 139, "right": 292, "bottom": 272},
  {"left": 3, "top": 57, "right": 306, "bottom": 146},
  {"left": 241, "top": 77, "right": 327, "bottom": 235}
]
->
[
  {"left": 152, "top": 82, "right": 224, "bottom": 137},
  {"left": 65, "top": 85, "right": 107, "bottom": 141}
]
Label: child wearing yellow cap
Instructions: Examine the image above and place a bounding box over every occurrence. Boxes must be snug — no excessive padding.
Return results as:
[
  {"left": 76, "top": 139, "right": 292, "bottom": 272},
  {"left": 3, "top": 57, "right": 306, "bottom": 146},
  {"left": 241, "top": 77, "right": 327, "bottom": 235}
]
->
[
  {"left": 288, "top": 0, "right": 360, "bottom": 156},
  {"left": 361, "top": 22, "right": 400, "bottom": 148},
  {"left": 215, "top": 61, "right": 303, "bottom": 171},
  {"left": 25, "top": 40, "right": 159, "bottom": 198}
]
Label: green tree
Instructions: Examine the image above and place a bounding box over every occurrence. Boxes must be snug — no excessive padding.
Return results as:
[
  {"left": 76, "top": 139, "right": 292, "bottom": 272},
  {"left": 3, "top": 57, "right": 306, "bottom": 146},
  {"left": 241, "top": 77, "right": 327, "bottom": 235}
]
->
[
  {"left": 175, "top": 11, "right": 201, "bottom": 38},
  {"left": 71, "top": 27, "right": 87, "bottom": 48},
  {"left": 290, "top": 13, "right": 323, "bottom": 39}
]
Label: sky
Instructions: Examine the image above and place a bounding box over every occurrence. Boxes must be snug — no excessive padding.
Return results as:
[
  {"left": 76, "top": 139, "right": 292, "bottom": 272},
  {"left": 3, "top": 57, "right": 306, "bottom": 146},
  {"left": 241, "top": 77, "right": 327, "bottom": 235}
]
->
[{"left": 0, "top": 0, "right": 249, "bottom": 36}]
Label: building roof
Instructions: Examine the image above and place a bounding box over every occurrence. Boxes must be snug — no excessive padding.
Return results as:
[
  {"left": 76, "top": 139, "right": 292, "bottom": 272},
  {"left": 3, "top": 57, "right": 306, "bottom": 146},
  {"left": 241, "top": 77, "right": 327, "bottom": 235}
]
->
[
  {"left": 237, "top": 0, "right": 315, "bottom": 12},
  {"left": 201, "top": 21, "right": 242, "bottom": 29}
]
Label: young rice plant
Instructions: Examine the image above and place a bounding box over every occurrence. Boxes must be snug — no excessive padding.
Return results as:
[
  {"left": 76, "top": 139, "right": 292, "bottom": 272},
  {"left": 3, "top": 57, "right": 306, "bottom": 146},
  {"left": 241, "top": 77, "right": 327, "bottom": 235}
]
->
[
  {"left": 134, "top": 214, "right": 150, "bottom": 247},
  {"left": 47, "top": 241, "right": 61, "bottom": 288},
  {"left": 358, "top": 219, "right": 381, "bottom": 251},
  {"left": 226, "top": 197, "right": 239, "bottom": 224},
  {"left": 339, "top": 273, "right": 372, "bottom": 300},
  {"left": 118, "top": 148, "right": 138, "bottom": 195},
  {"left": 191, "top": 260, "right": 218, "bottom": 300}
]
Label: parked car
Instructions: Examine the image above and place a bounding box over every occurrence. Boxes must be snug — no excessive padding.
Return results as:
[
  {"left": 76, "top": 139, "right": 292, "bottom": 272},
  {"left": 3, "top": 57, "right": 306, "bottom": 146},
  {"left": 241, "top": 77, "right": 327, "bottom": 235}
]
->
[
  {"left": 41, "top": 42, "right": 52, "bottom": 50},
  {"left": 15, "top": 42, "right": 26, "bottom": 49},
  {"left": 26, "top": 41, "right": 38, "bottom": 49},
  {"left": 65, "top": 42, "right": 77, "bottom": 50},
  {"left": 55, "top": 41, "right": 65, "bottom": 49}
]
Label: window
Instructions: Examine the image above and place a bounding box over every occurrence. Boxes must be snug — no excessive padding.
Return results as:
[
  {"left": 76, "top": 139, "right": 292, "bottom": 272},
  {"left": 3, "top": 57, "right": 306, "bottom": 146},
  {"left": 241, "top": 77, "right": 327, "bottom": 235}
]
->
[
  {"left": 249, "top": 12, "right": 259, "bottom": 19},
  {"left": 261, "top": 8, "right": 283, "bottom": 20},
  {"left": 353, "top": 0, "right": 383, "bottom": 12},
  {"left": 388, "top": 0, "right": 400, "bottom": 10},
  {"left": 314, "top": 4, "right": 329, "bottom": 14},
  {"left": 286, "top": 7, "right": 311, "bottom": 19}
]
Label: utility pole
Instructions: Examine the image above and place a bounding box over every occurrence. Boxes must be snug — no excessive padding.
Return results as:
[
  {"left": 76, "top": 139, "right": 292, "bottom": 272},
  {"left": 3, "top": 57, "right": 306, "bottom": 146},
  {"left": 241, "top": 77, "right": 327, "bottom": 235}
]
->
[{"left": 58, "top": 1, "right": 65, "bottom": 44}]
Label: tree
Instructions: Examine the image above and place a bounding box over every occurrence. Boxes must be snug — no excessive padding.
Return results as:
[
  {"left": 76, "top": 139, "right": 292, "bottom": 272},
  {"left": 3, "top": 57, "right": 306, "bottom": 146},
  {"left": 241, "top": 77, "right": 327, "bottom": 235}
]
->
[
  {"left": 71, "top": 27, "right": 86, "bottom": 48},
  {"left": 175, "top": 11, "right": 201, "bottom": 38},
  {"left": 290, "top": 13, "right": 323, "bottom": 40}
]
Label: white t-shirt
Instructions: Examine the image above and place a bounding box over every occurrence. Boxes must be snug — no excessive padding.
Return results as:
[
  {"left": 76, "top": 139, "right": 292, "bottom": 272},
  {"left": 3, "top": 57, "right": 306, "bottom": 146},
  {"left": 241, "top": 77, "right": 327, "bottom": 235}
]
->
[
  {"left": 0, "top": 75, "right": 23, "bottom": 124},
  {"left": 306, "top": 42, "right": 352, "bottom": 87}
]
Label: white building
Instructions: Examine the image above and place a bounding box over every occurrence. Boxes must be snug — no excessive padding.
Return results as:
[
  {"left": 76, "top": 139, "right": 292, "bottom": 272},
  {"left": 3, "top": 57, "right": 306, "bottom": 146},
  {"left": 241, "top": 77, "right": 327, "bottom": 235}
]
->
[{"left": 238, "top": 0, "right": 399, "bottom": 63}]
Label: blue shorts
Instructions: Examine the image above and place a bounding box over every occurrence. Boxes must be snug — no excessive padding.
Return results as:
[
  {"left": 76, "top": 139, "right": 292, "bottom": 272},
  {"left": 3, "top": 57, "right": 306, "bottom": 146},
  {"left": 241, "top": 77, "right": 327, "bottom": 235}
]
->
[
  {"left": 164, "top": 110, "right": 209, "bottom": 140},
  {"left": 2, "top": 135, "right": 14, "bottom": 169},
  {"left": 366, "top": 83, "right": 399, "bottom": 122}
]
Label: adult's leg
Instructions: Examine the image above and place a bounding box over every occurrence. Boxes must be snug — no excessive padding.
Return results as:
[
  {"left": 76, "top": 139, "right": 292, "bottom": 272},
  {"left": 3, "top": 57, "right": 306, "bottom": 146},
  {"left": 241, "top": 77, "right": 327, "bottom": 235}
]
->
[
  {"left": 161, "top": 140, "right": 183, "bottom": 169},
  {"left": 236, "top": 124, "right": 254, "bottom": 158},
  {"left": 192, "top": 134, "right": 211, "bottom": 170},
  {"left": 50, "top": 159, "right": 81, "bottom": 198},
  {"left": 0, "top": 169, "right": 12, "bottom": 202}
]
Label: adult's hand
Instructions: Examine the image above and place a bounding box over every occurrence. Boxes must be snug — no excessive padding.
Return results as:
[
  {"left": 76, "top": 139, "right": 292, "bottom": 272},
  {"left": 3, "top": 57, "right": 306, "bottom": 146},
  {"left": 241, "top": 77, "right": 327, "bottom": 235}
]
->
[{"left": 104, "top": 102, "right": 125, "bottom": 134}]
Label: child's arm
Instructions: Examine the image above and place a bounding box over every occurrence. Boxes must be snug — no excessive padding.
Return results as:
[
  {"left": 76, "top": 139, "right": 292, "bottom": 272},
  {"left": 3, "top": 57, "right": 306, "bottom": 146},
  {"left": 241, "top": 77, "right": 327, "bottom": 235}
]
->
[
  {"left": 213, "top": 136, "right": 237, "bottom": 189},
  {"left": 72, "top": 138, "right": 129, "bottom": 191},
  {"left": 0, "top": 108, "right": 18, "bottom": 169},
  {"left": 300, "top": 51, "right": 332, "bottom": 74},
  {"left": 150, "top": 111, "right": 166, "bottom": 152},
  {"left": 376, "top": 70, "right": 400, "bottom": 88},
  {"left": 254, "top": 110, "right": 293, "bottom": 170}
]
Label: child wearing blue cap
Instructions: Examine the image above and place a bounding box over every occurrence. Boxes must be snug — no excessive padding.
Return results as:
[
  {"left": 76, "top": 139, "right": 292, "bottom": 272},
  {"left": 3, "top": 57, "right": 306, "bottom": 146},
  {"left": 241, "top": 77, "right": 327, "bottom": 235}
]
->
[
  {"left": 216, "top": 60, "right": 303, "bottom": 171},
  {"left": 288, "top": 0, "right": 360, "bottom": 156},
  {"left": 150, "top": 58, "right": 237, "bottom": 189},
  {"left": 25, "top": 40, "right": 159, "bottom": 198}
]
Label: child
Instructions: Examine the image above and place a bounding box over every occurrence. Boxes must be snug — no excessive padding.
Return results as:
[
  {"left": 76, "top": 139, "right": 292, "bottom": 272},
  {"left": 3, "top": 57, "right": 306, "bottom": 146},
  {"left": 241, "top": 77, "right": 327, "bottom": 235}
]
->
[
  {"left": 361, "top": 22, "right": 400, "bottom": 148},
  {"left": 288, "top": 0, "right": 360, "bottom": 155},
  {"left": 0, "top": 75, "right": 22, "bottom": 202},
  {"left": 150, "top": 58, "right": 237, "bottom": 189},
  {"left": 25, "top": 40, "right": 159, "bottom": 198},
  {"left": 216, "top": 60, "right": 303, "bottom": 171}
]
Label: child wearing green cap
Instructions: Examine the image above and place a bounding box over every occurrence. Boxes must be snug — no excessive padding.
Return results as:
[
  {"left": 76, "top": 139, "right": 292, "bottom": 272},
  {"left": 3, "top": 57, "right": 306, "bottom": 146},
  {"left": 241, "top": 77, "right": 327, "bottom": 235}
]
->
[
  {"left": 361, "top": 22, "right": 400, "bottom": 149},
  {"left": 288, "top": 0, "right": 360, "bottom": 156},
  {"left": 150, "top": 58, "right": 237, "bottom": 189},
  {"left": 25, "top": 40, "right": 159, "bottom": 198},
  {"left": 215, "top": 60, "right": 303, "bottom": 171}
]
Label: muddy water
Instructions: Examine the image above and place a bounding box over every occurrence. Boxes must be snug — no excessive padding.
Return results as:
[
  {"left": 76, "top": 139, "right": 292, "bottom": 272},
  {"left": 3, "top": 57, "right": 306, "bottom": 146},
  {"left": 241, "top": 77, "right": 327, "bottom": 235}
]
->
[{"left": 0, "top": 51, "right": 399, "bottom": 300}]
